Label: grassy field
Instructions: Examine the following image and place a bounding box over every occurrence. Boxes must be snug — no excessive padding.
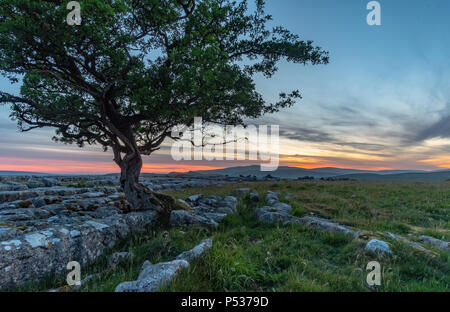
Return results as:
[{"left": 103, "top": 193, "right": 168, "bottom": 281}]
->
[{"left": 16, "top": 181, "right": 450, "bottom": 292}]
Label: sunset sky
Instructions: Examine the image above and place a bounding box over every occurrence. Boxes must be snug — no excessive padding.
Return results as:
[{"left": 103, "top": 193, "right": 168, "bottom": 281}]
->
[{"left": 1, "top": 0, "right": 450, "bottom": 174}]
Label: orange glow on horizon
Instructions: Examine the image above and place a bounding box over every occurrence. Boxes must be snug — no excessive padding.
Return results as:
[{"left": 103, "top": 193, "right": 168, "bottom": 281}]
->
[
  {"left": 0, "top": 156, "right": 436, "bottom": 174},
  {"left": 0, "top": 157, "right": 226, "bottom": 174}
]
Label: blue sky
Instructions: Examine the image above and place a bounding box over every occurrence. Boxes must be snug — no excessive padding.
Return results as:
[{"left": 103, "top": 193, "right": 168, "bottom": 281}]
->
[{"left": 1, "top": 0, "right": 450, "bottom": 173}]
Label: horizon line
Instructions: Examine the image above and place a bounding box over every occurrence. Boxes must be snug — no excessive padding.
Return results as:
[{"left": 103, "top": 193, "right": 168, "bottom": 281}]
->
[{"left": 0, "top": 165, "right": 445, "bottom": 176}]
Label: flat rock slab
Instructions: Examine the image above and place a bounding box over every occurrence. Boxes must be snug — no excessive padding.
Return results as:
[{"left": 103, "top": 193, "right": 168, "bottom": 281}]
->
[
  {"left": 115, "top": 260, "right": 189, "bottom": 292},
  {"left": 0, "top": 186, "right": 120, "bottom": 204},
  {"left": 115, "top": 238, "right": 213, "bottom": 292},
  {"left": 420, "top": 236, "right": 449, "bottom": 251},
  {"left": 169, "top": 195, "right": 238, "bottom": 229},
  {"left": 255, "top": 205, "right": 354, "bottom": 236},
  {"left": 0, "top": 210, "right": 158, "bottom": 290},
  {"left": 176, "top": 238, "right": 213, "bottom": 262}
]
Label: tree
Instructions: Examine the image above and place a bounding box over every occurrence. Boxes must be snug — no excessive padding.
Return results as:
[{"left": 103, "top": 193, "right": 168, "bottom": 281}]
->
[{"left": 0, "top": 0, "right": 328, "bottom": 220}]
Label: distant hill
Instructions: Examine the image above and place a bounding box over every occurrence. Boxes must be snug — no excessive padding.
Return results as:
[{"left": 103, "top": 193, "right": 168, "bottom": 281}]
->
[
  {"left": 190, "top": 166, "right": 431, "bottom": 180},
  {"left": 0, "top": 170, "right": 49, "bottom": 176},
  {"left": 2, "top": 167, "right": 448, "bottom": 182},
  {"left": 335, "top": 171, "right": 450, "bottom": 182}
]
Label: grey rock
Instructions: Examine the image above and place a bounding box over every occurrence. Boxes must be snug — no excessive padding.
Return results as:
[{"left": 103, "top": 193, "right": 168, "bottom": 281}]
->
[
  {"left": 175, "top": 238, "right": 213, "bottom": 262},
  {"left": 0, "top": 210, "right": 158, "bottom": 290},
  {"left": 255, "top": 207, "right": 298, "bottom": 223},
  {"left": 115, "top": 260, "right": 189, "bottom": 292},
  {"left": 365, "top": 239, "right": 393, "bottom": 257},
  {"left": 80, "top": 192, "right": 105, "bottom": 198},
  {"left": 298, "top": 217, "right": 354, "bottom": 236},
  {"left": 203, "top": 212, "right": 228, "bottom": 223},
  {"left": 386, "top": 232, "right": 399, "bottom": 241},
  {"left": 0, "top": 186, "right": 119, "bottom": 204},
  {"left": 265, "top": 191, "right": 280, "bottom": 202},
  {"left": 216, "top": 207, "right": 234, "bottom": 215},
  {"left": 169, "top": 210, "right": 218, "bottom": 229},
  {"left": 42, "top": 178, "right": 60, "bottom": 187},
  {"left": 27, "top": 181, "right": 45, "bottom": 189},
  {"left": 0, "top": 208, "right": 51, "bottom": 222},
  {"left": 420, "top": 236, "right": 449, "bottom": 251},
  {"left": 115, "top": 238, "right": 213, "bottom": 292},
  {"left": 255, "top": 206, "right": 354, "bottom": 236},
  {"left": 0, "top": 183, "right": 28, "bottom": 192},
  {"left": 0, "top": 227, "right": 18, "bottom": 241},
  {"left": 222, "top": 196, "right": 238, "bottom": 211},
  {"left": 198, "top": 196, "right": 219, "bottom": 206},
  {"left": 272, "top": 202, "right": 292, "bottom": 213},
  {"left": 30, "top": 197, "right": 47, "bottom": 208},
  {"left": 186, "top": 194, "right": 203, "bottom": 203}
]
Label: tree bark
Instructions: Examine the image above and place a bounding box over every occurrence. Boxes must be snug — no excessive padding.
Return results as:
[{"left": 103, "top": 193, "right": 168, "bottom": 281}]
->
[{"left": 119, "top": 151, "right": 176, "bottom": 223}]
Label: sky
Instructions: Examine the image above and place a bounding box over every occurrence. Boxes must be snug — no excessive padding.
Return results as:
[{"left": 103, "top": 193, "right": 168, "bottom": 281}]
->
[{"left": 1, "top": 0, "right": 450, "bottom": 174}]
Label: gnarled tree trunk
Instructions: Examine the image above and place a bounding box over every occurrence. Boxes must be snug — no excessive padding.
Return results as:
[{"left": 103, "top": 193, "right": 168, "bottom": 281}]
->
[{"left": 119, "top": 151, "right": 177, "bottom": 223}]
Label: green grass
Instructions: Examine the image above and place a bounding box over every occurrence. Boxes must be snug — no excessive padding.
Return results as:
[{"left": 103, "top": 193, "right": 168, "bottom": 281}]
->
[
  {"left": 13, "top": 181, "right": 450, "bottom": 292},
  {"left": 64, "top": 182, "right": 96, "bottom": 188}
]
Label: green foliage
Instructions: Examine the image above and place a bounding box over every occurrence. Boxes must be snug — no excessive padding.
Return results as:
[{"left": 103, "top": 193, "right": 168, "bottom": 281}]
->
[{"left": 0, "top": 0, "right": 328, "bottom": 160}]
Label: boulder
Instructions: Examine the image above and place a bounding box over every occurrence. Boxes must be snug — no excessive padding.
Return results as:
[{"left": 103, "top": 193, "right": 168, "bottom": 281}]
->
[
  {"left": 198, "top": 196, "right": 220, "bottom": 206},
  {"left": 365, "top": 239, "right": 393, "bottom": 257},
  {"left": 255, "top": 207, "right": 298, "bottom": 224},
  {"left": 222, "top": 196, "right": 238, "bottom": 211},
  {"left": 265, "top": 191, "right": 280, "bottom": 205}
]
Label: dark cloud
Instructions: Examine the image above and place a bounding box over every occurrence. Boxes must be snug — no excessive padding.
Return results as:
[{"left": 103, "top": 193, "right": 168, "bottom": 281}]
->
[
  {"left": 415, "top": 114, "right": 450, "bottom": 141},
  {"left": 279, "top": 126, "right": 335, "bottom": 143}
]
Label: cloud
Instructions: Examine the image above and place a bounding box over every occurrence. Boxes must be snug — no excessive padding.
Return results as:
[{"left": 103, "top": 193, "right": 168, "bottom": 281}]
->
[{"left": 415, "top": 114, "right": 450, "bottom": 142}]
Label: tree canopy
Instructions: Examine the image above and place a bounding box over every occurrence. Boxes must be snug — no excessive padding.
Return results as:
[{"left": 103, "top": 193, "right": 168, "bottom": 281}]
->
[{"left": 0, "top": 0, "right": 328, "bottom": 212}]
